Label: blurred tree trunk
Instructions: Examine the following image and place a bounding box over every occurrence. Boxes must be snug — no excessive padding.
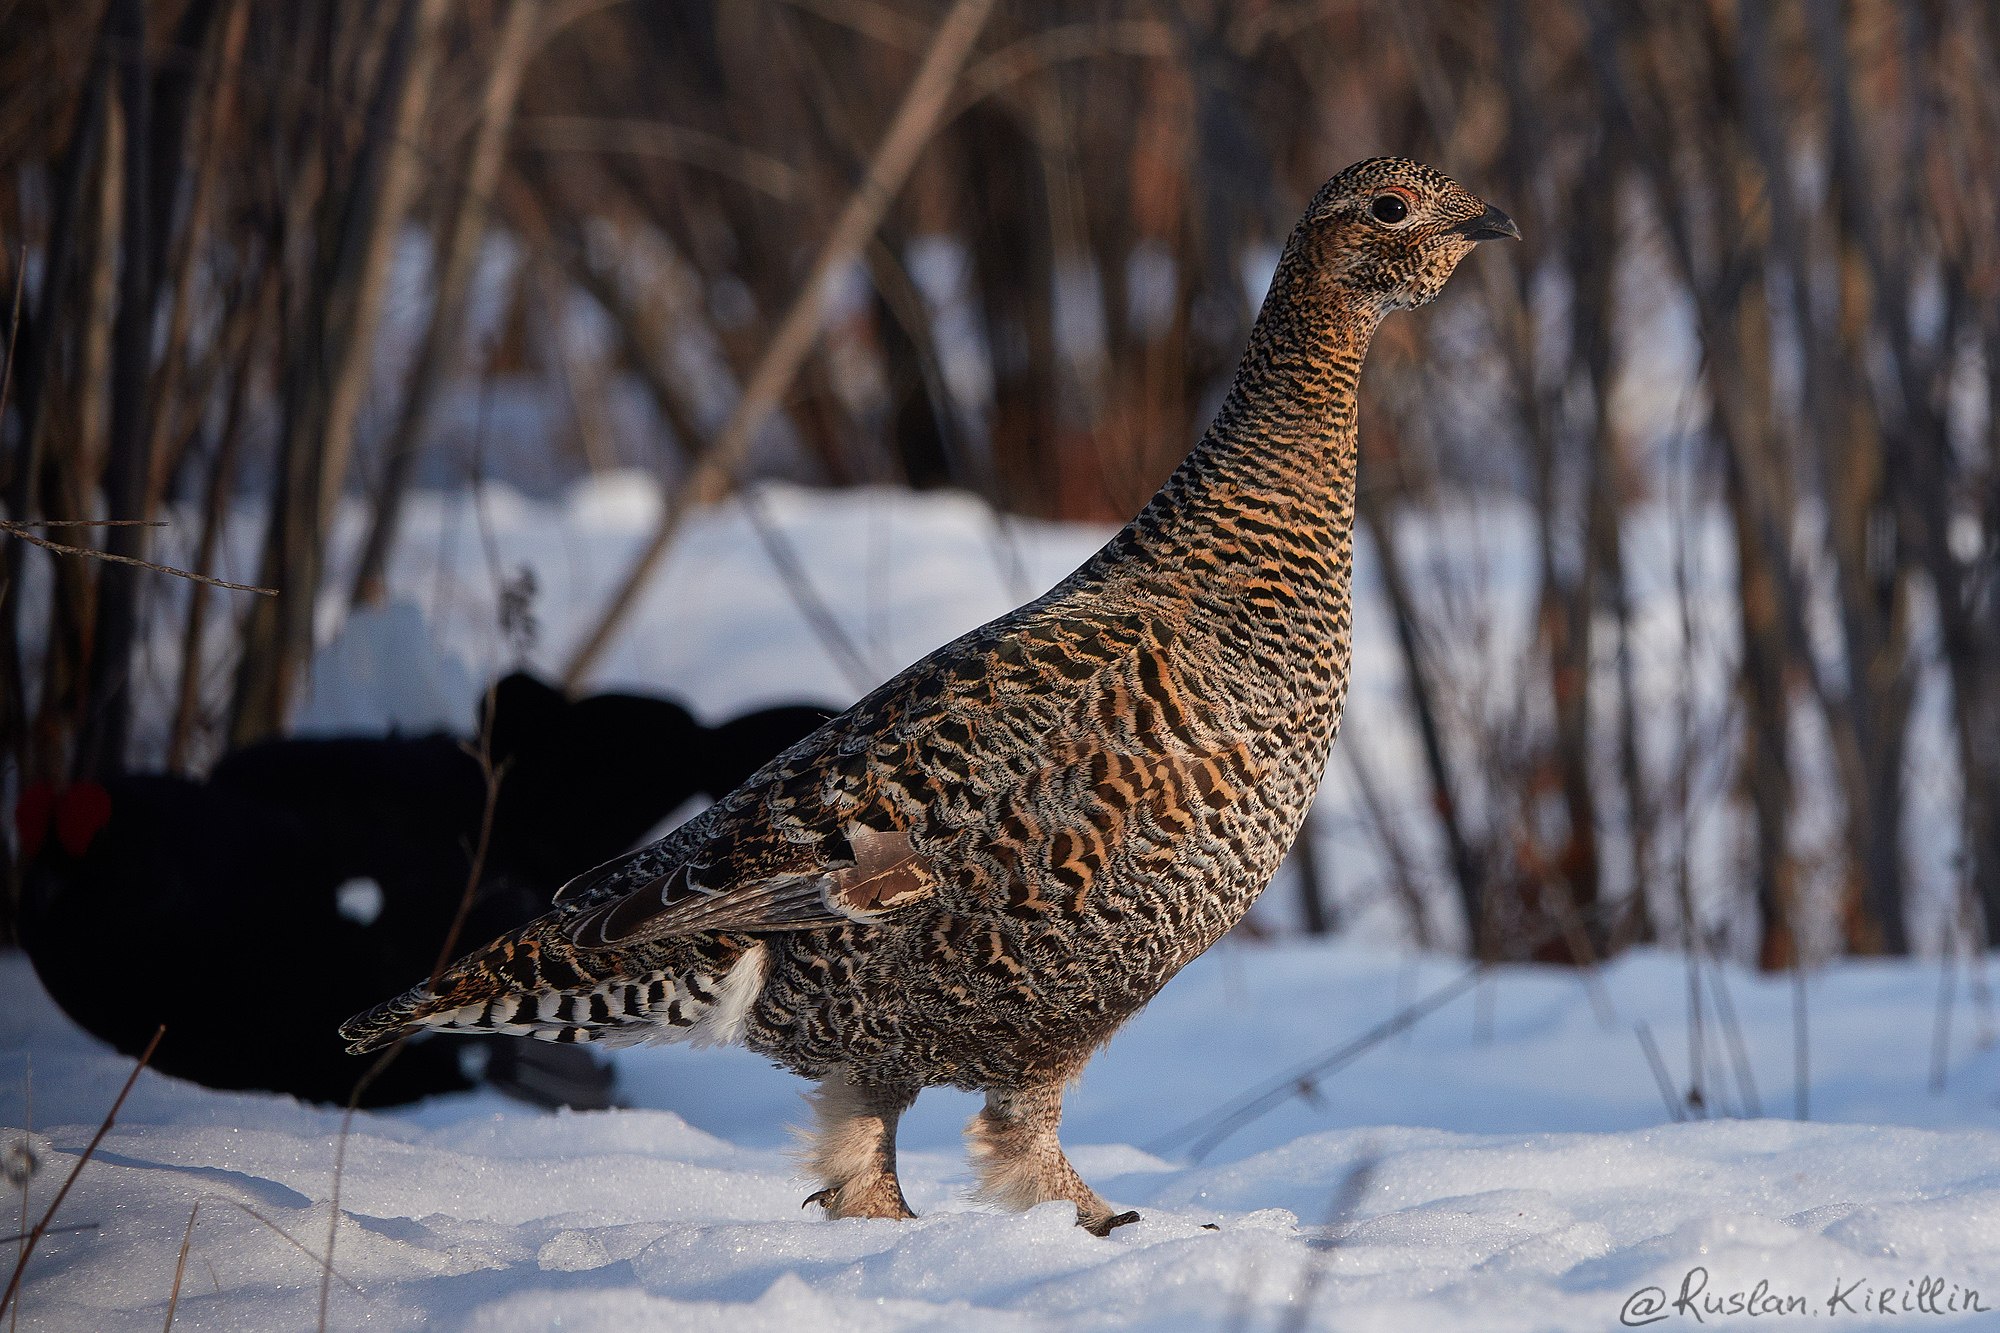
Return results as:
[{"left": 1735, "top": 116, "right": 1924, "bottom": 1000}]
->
[
  {"left": 963, "top": 103, "right": 1059, "bottom": 517},
  {"left": 1359, "top": 483, "right": 1484, "bottom": 942},
  {"left": 71, "top": 0, "right": 150, "bottom": 780},
  {"left": 870, "top": 227, "right": 958, "bottom": 489},
  {"left": 144, "top": 0, "right": 248, "bottom": 519},
  {"left": 230, "top": 0, "right": 446, "bottom": 746},
  {"left": 1594, "top": 0, "right": 1811, "bottom": 969},
  {"left": 9, "top": 0, "right": 1999, "bottom": 964},
  {"left": 1495, "top": 0, "right": 1604, "bottom": 961},
  {"left": 1735, "top": 0, "right": 1910, "bottom": 955},
  {"left": 1810, "top": 0, "right": 1974, "bottom": 955},
  {"left": 350, "top": 0, "right": 543, "bottom": 609},
  {"left": 0, "top": 53, "right": 105, "bottom": 792},
  {"left": 71, "top": 0, "right": 230, "bottom": 779},
  {"left": 1569, "top": 129, "right": 1641, "bottom": 944}
]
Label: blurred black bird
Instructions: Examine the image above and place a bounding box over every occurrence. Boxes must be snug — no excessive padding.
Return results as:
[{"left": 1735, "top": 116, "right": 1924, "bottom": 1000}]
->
[{"left": 14, "top": 673, "right": 831, "bottom": 1107}]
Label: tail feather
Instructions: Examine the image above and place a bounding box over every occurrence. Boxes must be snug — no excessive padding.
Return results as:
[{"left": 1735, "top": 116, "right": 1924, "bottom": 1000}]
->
[{"left": 338, "top": 916, "right": 769, "bottom": 1055}]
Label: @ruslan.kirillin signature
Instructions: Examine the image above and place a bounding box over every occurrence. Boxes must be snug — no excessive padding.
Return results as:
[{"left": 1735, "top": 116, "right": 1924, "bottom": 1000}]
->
[{"left": 1621, "top": 1267, "right": 1990, "bottom": 1324}]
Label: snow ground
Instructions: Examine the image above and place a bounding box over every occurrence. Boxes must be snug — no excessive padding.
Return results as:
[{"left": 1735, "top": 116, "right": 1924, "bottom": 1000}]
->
[
  {"left": 7, "top": 479, "right": 1999, "bottom": 1328},
  {"left": 7, "top": 942, "right": 2000, "bottom": 1330}
]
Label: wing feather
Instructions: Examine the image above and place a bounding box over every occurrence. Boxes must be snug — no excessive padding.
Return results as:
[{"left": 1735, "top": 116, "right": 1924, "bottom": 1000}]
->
[
  {"left": 550, "top": 612, "right": 1252, "bottom": 952},
  {"left": 562, "top": 824, "right": 939, "bottom": 949}
]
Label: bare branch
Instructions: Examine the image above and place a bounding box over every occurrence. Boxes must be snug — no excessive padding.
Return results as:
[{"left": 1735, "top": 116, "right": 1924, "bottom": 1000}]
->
[{"left": 562, "top": 0, "right": 998, "bottom": 687}]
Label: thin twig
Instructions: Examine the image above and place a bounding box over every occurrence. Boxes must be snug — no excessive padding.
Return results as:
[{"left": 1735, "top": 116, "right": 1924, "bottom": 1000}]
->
[
  {"left": 1684, "top": 923, "right": 1707, "bottom": 1118},
  {"left": 1150, "top": 964, "right": 1487, "bottom": 1163},
  {"left": 0, "top": 247, "right": 21, "bottom": 421},
  {"left": 1791, "top": 956, "right": 1811, "bottom": 1121},
  {"left": 0, "top": 521, "right": 276, "bottom": 594},
  {"left": 739, "top": 488, "right": 879, "bottom": 693},
  {"left": 1700, "top": 938, "right": 1762, "bottom": 1117},
  {"left": 0, "top": 1225, "right": 95, "bottom": 1246},
  {"left": 9, "top": 1058, "right": 28, "bottom": 1333},
  {"left": 1634, "top": 1021, "right": 1687, "bottom": 1123},
  {"left": 952, "top": 19, "right": 1174, "bottom": 113},
  {"left": 0, "top": 247, "right": 20, "bottom": 798},
  {"left": 775, "top": 0, "right": 929, "bottom": 50},
  {"left": 1281, "top": 1148, "right": 1381, "bottom": 1333},
  {"left": 1680, "top": 865, "right": 1708, "bottom": 1120},
  {"left": 1339, "top": 733, "right": 1435, "bottom": 951},
  {"left": 0, "top": 1026, "right": 163, "bottom": 1321},
  {"left": 1542, "top": 871, "right": 1618, "bottom": 1029},
  {"left": 433, "top": 755, "right": 510, "bottom": 990},
  {"left": 1961, "top": 881, "right": 1995, "bottom": 1047},
  {"left": 519, "top": 115, "right": 801, "bottom": 201},
  {"left": 1931, "top": 926, "right": 1958, "bottom": 1095},
  {"left": 1152, "top": 902, "right": 1621, "bottom": 1163}
]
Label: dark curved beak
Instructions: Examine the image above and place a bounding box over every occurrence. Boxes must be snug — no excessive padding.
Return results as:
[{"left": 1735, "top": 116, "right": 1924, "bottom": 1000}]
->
[{"left": 1453, "top": 204, "right": 1520, "bottom": 242}]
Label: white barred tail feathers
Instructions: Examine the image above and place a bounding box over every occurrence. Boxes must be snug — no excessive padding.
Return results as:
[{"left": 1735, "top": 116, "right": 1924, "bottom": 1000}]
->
[{"left": 337, "top": 913, "right": 769, "bottom": 1054}]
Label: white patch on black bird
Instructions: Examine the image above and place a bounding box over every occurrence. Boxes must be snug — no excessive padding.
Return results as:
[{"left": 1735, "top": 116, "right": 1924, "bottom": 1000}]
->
[{"left": 334, "top": 877, "right": 385, "bottom": 926}]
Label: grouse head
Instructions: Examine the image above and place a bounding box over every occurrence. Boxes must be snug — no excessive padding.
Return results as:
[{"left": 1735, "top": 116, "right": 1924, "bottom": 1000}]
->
[{"left": 1285, "top": 157, "right": 1518, "bottom": 317}]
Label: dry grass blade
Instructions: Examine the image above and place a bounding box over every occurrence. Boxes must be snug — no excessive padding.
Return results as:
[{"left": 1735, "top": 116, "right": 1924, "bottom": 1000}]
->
[
  {"left": 162, "top": 1199, "right": 201, "bottom": 1331},
  {"left": 217, "top": 1199, "right": 362, "bottom": 1298},
  {"left": 0, "top": 521, "right": 276, "bottom": 594},
  {"left": 0, "top": 1026, "right": 163, "bottom": 1321},
  {"left": 319, "top": 682, "right": 507, "bottom": 1331}
]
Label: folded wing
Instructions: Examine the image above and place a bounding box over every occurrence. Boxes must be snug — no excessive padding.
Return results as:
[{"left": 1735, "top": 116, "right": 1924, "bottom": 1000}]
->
[{"left": 562, "top": 824, "right": 940, "bottom": 948}]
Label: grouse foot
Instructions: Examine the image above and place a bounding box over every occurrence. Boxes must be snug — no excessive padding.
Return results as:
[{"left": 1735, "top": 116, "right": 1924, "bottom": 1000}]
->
[
  {"left": 967, "top": 1079, "right": 1131, "bottom": 1233},
  {"left": 1089, "top": 1209, "right": 1142, "bottom": 1236},
  {"left": 800, "top": 1070, "right": 918, "bottom": 1220}
]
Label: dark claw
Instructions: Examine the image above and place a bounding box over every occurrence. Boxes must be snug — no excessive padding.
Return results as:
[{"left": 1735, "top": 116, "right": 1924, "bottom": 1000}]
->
[
  {"left": 802, "top": 1188, "right": 835, "bottom": 1211},
  {"left": 1087, "top": 1209, "right": 1142, "bottom": 1236}
]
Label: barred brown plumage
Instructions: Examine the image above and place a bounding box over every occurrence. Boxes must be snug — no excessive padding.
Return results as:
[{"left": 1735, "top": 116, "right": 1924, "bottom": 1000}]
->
[{"left": 339, "top": 157, "right": 1516, "bottom": 1234}]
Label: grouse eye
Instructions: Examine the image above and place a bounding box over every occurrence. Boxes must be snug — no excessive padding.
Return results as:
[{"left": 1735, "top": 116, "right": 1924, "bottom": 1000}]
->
[{"left": 1369, "top": 194, "right": 1410, "bottom": 225}]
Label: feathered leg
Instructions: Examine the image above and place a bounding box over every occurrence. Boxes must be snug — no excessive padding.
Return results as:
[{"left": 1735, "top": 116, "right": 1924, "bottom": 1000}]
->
[
  {"left": 966, "top": 1079, "right": 1137, "bottom": 1235},
  {"left": 800, "top": 1069, "right": 919, "bottom": 1220}
]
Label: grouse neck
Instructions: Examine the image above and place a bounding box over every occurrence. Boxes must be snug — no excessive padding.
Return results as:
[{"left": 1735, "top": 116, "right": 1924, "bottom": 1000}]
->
[
  {"left": 1194, "top": 290, "right": 1376, "bottom": 510},
  {"left": 1078, "top": 278, "right": 1379, "bottom": 607}
]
